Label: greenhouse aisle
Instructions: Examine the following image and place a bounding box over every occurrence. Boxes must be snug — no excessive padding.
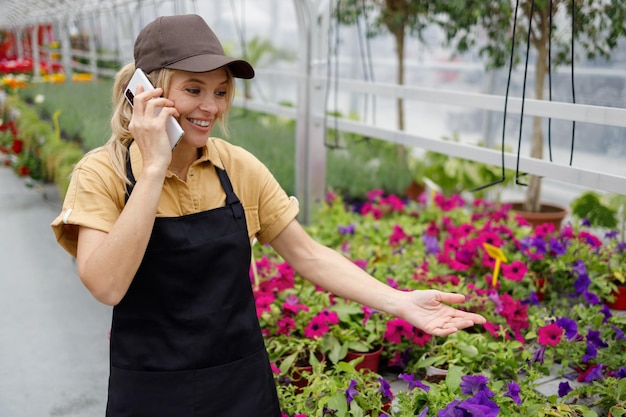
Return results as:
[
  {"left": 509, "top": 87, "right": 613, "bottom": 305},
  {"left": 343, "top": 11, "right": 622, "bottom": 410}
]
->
[{"left": 0, "top": 165, "right": 110, "bottom": 417}]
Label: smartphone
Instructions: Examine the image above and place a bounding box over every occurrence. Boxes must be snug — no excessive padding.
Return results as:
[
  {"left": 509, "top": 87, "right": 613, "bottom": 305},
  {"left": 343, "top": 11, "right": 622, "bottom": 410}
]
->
[{"left": 124, "top": 68, "right": 184, "bottom": 150}]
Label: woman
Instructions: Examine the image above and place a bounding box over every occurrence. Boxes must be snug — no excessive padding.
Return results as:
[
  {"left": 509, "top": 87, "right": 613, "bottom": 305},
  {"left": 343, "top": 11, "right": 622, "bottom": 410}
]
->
[{"left": 51, "top": 14, "right": 485, "bottom": 417}]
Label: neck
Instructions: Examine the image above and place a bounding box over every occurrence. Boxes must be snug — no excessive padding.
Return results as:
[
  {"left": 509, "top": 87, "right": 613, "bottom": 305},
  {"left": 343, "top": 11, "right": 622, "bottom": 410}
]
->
[{"left": 169, "top": 143, "right": 202, "bottom": 180}]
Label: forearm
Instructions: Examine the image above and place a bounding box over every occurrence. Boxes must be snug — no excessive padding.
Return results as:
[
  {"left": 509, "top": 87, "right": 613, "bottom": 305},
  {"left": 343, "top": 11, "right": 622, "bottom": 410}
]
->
[
  {"left": 291, "top": 241, "right": 406, "bottom": 318},
  {"left": 78, "top": 166, "right": 165, "bottom": 305}
]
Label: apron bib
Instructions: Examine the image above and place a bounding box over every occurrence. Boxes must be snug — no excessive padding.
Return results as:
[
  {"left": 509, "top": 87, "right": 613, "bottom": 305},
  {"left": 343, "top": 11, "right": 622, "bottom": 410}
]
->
[{"left": 106, "top": 150, "right": 280, "bottom": 416}]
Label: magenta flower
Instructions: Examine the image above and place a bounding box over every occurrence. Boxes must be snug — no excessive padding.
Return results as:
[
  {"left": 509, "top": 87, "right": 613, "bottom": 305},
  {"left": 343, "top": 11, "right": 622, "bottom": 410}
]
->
[
  {"left": 412, "top": 328, "right": 432, "bottom": 347},
  {"left": 304, "top": 315, "right": 329, "bottom": 339},
  {"left": 389, "top": 224, "right": 411, "bottom": 246},
  {"left": 502, "top": 260, "right": 527, "bottom": 282},
  {"left": 538, "top": 323, "right": 563, "bottom": 347},
  {"left": 317, "top": 308, "right": 339, "bottom": 325},
  {"left": 276, "top": 317, "right": 296, "bottom": 336},
  {"left": 384, "top": 318, "right": 414, "bottom": 344}
]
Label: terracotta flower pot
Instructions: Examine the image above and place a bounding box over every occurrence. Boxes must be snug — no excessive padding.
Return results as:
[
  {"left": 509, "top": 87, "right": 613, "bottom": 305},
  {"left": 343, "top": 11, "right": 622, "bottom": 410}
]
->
[{"left": 510, "top": 202, "right": 568, "bottom": 230}]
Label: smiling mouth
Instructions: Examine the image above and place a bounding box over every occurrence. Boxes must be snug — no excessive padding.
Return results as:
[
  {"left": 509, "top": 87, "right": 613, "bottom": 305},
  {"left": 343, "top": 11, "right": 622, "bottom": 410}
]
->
[{"left": 188, "top": 118, "right": 211, "bottom": 128}]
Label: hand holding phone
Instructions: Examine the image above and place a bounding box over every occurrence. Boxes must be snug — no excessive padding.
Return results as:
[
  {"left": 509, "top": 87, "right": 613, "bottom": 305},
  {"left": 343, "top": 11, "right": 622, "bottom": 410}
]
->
[{"left": 124, "top": 68, "right": 184, "bottom": 150}]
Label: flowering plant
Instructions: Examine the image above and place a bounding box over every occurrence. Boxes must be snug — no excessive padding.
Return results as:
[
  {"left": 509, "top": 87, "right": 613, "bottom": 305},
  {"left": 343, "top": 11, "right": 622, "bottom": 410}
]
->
[
  {"left": 277, "top": 359, "right": 393, "bottom": 417},
  {"left": 254, "top": 188, "right": 626, "bottom": 416}
]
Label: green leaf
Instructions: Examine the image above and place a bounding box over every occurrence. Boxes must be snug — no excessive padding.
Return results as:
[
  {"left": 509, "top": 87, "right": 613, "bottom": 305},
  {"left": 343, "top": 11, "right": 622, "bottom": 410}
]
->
[
  {"left": 327, "top": 391, "right": 348, "bottom": 416},
  {"left": 445, "top": 365, "right": 464, "bottom": 392}
]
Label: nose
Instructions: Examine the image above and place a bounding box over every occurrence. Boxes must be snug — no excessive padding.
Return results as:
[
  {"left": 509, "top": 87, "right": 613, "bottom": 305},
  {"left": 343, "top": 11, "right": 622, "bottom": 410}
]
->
[{"left": 199, "top": 95, "right": 219, "bottom": 114}]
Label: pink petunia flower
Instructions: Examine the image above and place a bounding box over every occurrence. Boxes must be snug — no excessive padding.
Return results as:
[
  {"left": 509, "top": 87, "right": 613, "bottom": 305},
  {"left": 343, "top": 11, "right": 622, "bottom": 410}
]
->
[{"left": 538, "top": 323, "right": 564, "bottom": 347}]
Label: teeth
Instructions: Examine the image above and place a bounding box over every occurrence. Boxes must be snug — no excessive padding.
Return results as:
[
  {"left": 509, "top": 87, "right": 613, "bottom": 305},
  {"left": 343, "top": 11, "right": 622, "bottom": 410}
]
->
[{"left": 189, "top": 118, "right": 211, "bottom": 127}]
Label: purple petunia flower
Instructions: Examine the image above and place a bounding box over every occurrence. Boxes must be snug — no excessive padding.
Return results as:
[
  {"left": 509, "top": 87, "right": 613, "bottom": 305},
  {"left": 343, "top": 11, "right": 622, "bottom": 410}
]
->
[
  {"left": 613, "top": 325, "right": 626, "bottom": 341},
  {"left": 399, "top": 373, "right": 430, "bottom": 392},
  {"left": 605, "top": 230, "right": 619, "bottom": 239},
  {"left": 600, "top": 304, "right": 612, "bottom": 322},
  {"left": 583, "top": 342, "right": 598, "bottom": 362},
  {"left": 457, "top": 391, "right": 500, "bottom": 417},
  {"left": 573, "top": 274, "right": 591, "bottom": 296},
  {"left": 438, "top": 399, "right": 461, "bottom": 417},
  {"left": 612, "top": 367, "right": 626, "bottom": 379},
  {"left": 423, "top": 235, "right": 440, "bottom": 255},
  {"left": 556, "top": 317, "right": 578, "bottom": 340},
  {"left": 533, "top": 345, "right": 546, "bottom": 364},
  {"left": 417, "top": 407, "right": 429, "bottom": 417},
  {"left": 377, "top": 377, "right": 393, "bottom": 400},
  {"left": 583, "top": 291, "right": 601, "bottom": 305},
  {"left": 337, "top": 224, "right": 356, "bottom": 236},
  {"left": 584, "top": 364, "right": 605, "bottom": 382},
  {"left": 460, "top": 375, "right": 495, "bottom": 398},
  {"left": 346, "top": 379, "right": 359, "bottom": 403},
  {"left": 558, "top": 381, "right": 573, "bottom": 397},
  {"left": 587, "top": 330, "right": 609, "bottom": 349},
  {"left": 549, "top": 237, "right": 567, "bottom": 256},
  {"left": 572, "top": 259, "right": 587, "bottom": 276},
  {"left": 504, "top": 381, "right": 522, "bottom": 405}
]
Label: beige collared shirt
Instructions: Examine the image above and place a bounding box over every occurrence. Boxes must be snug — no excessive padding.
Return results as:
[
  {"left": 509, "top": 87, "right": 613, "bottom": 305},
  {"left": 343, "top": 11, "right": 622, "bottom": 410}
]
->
[{"left": 51, "top": 138, "right": 299, "bottom": 257}]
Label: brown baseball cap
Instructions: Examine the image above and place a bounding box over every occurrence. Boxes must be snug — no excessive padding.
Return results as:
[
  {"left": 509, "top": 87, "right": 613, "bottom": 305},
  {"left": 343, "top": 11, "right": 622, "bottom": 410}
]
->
[{"left": 134, "top": 14, "right": 254, "bottom": 79}]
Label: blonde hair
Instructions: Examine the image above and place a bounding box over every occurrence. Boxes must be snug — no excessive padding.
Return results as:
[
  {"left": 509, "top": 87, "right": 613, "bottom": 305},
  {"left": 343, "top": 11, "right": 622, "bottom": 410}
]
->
[{"left": 82, "top": 62, "right": 236, "bottom": 183}]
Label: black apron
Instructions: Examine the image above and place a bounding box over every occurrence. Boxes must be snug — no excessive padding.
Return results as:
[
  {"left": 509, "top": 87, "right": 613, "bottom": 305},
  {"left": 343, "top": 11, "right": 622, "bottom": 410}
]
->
[{"left": 105, "top": 150, "right": 280, "bottom": 416}]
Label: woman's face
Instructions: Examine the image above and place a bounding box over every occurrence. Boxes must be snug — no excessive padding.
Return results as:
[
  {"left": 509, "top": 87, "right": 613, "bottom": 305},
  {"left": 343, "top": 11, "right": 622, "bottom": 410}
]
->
[{"left": 167, "top": 68, "right": 229, "bottom": 148}]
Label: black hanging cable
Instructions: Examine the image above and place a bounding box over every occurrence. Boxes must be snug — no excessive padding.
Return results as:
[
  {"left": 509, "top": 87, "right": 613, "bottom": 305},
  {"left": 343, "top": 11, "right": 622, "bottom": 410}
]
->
[
  {"left": 514, "top": 0, "right": 536, "bottom": 186},
  {"left": 472, "top": 0, "right": 521, "bottom": 192},
  {"left": 569, "top": 0, "right": 576, "bottom": 165},
  {"left": 548, "top": 0, "right": 554, "bottom": 161}
]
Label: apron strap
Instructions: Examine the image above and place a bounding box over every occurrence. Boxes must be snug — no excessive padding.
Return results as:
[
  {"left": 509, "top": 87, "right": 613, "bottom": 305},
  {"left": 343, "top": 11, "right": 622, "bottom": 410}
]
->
[
  {"left": 124, "top": 142, "right": 242, "bottom": 221},
  {"left": 215, "top": 167, "right": 244, "bottom": 220}
]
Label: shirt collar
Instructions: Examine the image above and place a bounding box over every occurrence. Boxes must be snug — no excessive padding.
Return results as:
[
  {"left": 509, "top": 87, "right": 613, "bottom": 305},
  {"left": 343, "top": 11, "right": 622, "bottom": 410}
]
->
[{"left": 129, "top": 138, "right": 224, "bottom": 178}]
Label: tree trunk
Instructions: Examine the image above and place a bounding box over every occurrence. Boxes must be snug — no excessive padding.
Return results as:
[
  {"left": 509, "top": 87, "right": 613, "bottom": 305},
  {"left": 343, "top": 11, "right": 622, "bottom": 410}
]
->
[
  {"left": 390, "top": 23, "right": 408, "bottom": 169},
  {"left": 524, "top": 16, "right": 549, "bottom": 213}
]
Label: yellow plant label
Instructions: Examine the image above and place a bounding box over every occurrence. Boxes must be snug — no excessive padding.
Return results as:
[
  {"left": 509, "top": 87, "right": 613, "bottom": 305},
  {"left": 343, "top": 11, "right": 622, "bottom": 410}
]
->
[{"left": 483, "top": 243, "right": 507, "bottom": 287}]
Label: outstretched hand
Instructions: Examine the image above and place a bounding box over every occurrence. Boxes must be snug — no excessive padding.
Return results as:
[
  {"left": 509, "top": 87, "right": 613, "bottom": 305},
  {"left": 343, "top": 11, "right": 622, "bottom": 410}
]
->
[{"left": 399, "top": 290, "right": 486, "bottom": 337}]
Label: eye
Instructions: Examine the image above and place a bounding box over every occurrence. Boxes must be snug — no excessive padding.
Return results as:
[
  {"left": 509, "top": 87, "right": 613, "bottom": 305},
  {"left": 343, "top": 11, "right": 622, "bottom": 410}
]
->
[
  {"left": 185, "top": 87, "right": 201, "bottom": 95},
  {"left": 215, "top": 90, "right": 227, "bottom": 98}
]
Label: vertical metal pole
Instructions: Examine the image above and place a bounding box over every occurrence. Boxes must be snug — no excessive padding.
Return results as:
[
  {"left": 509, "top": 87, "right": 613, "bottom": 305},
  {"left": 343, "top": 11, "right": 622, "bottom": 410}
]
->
[
  {"left": 87, "top": 15, "right": 98, "bottom": 80},
  {"left": 293, "top": 0, "right": 329, "bottom": 224},
  {"left": 60, "top": 19, "right": 73, "bottom": 79},
  {"left": 31, "top": 25, "right": 41, "bottom": 80}
]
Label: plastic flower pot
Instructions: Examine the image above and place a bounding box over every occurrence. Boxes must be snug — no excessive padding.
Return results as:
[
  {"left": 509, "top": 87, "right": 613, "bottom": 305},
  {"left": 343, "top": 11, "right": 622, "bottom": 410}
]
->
[{"left": 607, "top": 285, "right": 626, "bottom": 310}]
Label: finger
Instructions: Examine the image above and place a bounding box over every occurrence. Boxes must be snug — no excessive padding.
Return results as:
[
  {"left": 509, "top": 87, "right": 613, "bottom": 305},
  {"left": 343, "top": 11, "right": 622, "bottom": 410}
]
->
[{"left": 437, "top": 292, "right": 466, "bottom": 305}]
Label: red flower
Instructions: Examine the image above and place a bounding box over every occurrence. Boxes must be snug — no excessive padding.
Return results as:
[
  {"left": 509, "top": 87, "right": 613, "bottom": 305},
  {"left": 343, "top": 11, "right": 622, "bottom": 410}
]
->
[
  {"left": 11, "top": 138, "right": 23, "bottom": 154},
  {"left": 18, "top": 165, "right": 30, "bottom": 176},
  {"left": 538, "top": 323, "right": 564, "bottom": 347}
]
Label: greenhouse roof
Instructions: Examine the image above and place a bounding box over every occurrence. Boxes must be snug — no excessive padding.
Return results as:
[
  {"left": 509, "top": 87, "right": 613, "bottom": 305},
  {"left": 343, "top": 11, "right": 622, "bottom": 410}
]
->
[{"left": 0, "top": 0, "right": 136, "bottom": 29}]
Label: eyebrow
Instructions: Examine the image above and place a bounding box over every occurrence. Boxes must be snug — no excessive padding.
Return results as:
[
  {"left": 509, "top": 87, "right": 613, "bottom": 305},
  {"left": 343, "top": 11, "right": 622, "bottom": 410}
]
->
[{"left": 185, "top": 77, "right": 228, "bottom": 86}]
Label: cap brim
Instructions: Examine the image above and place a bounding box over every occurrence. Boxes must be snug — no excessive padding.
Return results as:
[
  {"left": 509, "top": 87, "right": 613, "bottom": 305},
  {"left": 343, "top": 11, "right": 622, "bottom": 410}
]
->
[{"left": 165, "top": 54, "right": 255, "bottom": 79}]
